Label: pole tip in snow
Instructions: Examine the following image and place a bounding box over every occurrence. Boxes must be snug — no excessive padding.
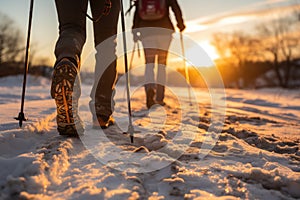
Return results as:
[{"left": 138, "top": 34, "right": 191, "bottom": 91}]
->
[{"left": 14, "top": 112, "right": 27, "bottom": 127}]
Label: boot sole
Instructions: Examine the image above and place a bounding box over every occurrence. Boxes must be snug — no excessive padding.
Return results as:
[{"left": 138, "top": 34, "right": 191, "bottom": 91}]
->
[{"left": 51, "top": 60, "right": 84, "bottom": 136}]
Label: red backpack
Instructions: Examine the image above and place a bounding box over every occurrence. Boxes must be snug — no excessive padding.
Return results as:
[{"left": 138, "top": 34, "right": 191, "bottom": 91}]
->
[{"left": 138, "top": 0, "right": 167, "bottom": 20}]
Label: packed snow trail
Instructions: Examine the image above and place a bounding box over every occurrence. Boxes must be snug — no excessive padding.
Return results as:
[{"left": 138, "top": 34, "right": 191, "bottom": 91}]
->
[{"left": 0, "top": 75, "right": 299, "bottom": 199}]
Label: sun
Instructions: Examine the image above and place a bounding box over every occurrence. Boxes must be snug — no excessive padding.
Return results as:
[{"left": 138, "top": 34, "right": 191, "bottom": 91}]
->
[
  {"left": 198, "top": 40, "right": 220, "bottom": 61},
  {"left": 178, "top": 40, "right": 219, "bottom": 67}
]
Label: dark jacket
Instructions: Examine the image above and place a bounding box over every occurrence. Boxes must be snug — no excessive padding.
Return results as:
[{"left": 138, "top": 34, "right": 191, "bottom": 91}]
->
[{"left": 132, "top": 0, "right": 185, "bottom": 32}]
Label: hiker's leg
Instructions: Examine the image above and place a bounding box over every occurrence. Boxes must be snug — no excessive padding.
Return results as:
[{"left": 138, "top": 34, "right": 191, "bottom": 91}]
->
[
  {"left": 156, "top": 34, "right": 172, "bottom": 102},
  {"left": 54, "top": 0, "right": 88, "bottom": 65},
  {"left": 143, "top": 47, "right": 157, "bottom": 108},
  {"left": 89, "top": 0, "right": 120, "bottom": 121},
  {"left": 51, "top": 0, "right": 88, "bottom": 136},
  {"left": 156, "top": 50, "right": 168, "bottom": 102},
  {"left": 144, "top": 48, "right": 156, "bottom": 90}
]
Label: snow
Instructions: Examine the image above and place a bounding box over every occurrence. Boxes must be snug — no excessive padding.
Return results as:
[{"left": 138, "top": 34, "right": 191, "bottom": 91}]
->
[{"left": 0, "top": 75, "right": 299, "bottom": 199}]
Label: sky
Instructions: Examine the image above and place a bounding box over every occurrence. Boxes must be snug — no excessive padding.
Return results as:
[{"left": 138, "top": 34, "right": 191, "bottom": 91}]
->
[{"left": 0, "top": 0, "right": 298, "bottom": 70}]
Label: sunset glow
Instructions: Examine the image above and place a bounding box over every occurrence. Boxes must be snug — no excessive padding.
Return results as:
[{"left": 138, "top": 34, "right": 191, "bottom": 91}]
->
[
  {"left": 0, "top": 1, "right": 299, "bottom": 199},
  {"left": 199, "top": 40, "right": 220, "bottom": 61},
  {"left": 168, "top": 40, "right": 219, "bottom": 67}
]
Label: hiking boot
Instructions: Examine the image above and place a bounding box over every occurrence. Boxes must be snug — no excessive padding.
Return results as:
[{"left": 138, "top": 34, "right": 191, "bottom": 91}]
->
[
  {"left": 51, "top": 58, "right": 84, "bottom": 136},
  {"left": 92, "top": 115, "right": 115, "bottom": 129},
  {"left": 146, "top": 88, "right": 156, "bottom": 109},
  {"left": 156, "top": 100, "right": 166, "bottom": 106}
]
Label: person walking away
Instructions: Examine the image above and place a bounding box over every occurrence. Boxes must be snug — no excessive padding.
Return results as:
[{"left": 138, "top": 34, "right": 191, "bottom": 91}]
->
[
  {"left": 51, "top": 0, "right": 120, "bottom": 136},
  {"left": 132, "top": 0, "right": 185, "bottom": 109}
]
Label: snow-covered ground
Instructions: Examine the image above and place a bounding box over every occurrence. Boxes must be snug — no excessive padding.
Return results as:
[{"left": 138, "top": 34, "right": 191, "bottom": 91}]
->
[{"left": 0, "top": 75, "right": 299, "bottom": 200}]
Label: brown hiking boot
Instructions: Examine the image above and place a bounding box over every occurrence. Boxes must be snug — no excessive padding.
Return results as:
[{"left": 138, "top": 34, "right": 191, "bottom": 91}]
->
[
  {"left": 92, "top": 115, "right": 115, "bottom": 129},
  {"left": 51, "top": 58, "right": 84, "bottom": 136},
  {"left": 156, "top": 100, "right": 166, "bottom": 106}
]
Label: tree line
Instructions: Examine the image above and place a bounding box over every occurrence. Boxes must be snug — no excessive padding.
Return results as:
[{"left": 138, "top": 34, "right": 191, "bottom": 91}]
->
[{"left": 211, "top": 4, "right": 300, "bottom": 88}]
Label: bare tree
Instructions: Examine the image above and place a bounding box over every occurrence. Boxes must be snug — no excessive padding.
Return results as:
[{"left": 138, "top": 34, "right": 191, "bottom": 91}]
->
[
  {"left": 211, "top": 31, "right": 260, "bottom": 87},
  {"left": 256, "top": 2, "right": 300, "bottom": 87},
  {"left": 211, "top": 1, "right": 300, "bottom": 88},
  {"left": 0, "top": 13, "right": 24, "bottom": 65}
]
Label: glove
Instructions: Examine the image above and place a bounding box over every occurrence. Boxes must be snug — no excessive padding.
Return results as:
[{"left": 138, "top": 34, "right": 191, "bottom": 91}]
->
[
  {"left": 177, "top": 23, "right": 186, "bottom": 32},
  {"left": 132, "top": 30, "right": 140, "bottom": 42}
]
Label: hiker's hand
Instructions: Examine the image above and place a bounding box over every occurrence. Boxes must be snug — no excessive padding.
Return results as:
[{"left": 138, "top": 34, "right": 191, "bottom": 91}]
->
[
  {"left": 133, "top": 34, "right": 139, "bottom": 42},
  {"left": 178, "top": 24, "right": 186, "bottom": 32},
  {"left": 132, "top": 31, "right": 140, "bottom": 42}
]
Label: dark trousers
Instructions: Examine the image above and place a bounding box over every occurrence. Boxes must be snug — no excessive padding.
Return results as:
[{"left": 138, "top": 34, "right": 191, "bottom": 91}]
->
[
  {"left": 143, "top": 48, "right": 168, "bottom": 101},
  {"left": 140, "top": 33, "right": 172, "bottom": 102},
  {"left": 54, "top": 0, "right": 120, "bottom": 118}
]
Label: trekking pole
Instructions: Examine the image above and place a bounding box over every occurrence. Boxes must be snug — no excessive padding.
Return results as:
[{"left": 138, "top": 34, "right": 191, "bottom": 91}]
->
[
  {"left": 119, "top": 0, "right": 138, "bottom": 143},
  {"left": 129, "top": 42, "right": 137, "bottom": 70},
  {"left": 137, "top": 41, "right": 141, "bottom": 58},
  {"left": 15, "top": 0, "right": 34, "bottom": 127},
  {"left": 180, "top": 32, "right": 192, "bottom": 106},
  {"left": 123, "top": 42, "right": 136, "bottom": 99}
]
